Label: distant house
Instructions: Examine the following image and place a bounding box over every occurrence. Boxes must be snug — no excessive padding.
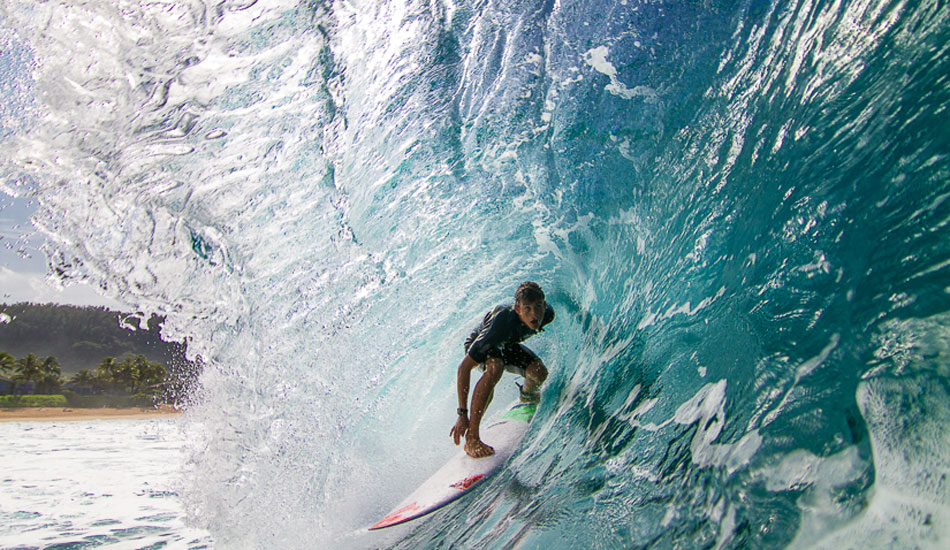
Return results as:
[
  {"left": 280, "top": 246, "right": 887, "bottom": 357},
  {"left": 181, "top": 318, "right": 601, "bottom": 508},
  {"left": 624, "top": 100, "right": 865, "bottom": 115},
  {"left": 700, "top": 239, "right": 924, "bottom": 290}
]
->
[
  {"left": 0, "top": 379, "right": 33, "bottom": 395},
  {"left": 64, "top": 382, "right": 95, "bottom": 395}
]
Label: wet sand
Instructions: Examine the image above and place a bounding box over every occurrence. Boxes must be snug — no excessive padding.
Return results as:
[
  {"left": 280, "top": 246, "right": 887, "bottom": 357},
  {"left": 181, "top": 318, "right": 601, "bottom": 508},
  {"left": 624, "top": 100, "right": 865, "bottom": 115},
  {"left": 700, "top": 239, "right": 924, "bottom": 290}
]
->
[{"left": 0, "top": 405, "right": 182, "bottom": 422}]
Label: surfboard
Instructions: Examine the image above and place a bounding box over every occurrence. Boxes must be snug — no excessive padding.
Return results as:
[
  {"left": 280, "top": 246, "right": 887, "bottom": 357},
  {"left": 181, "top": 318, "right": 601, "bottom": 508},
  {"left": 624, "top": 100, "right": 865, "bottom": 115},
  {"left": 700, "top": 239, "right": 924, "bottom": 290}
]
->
[{"left": 369, "top": 401, "right": 538, "bottom": 530}]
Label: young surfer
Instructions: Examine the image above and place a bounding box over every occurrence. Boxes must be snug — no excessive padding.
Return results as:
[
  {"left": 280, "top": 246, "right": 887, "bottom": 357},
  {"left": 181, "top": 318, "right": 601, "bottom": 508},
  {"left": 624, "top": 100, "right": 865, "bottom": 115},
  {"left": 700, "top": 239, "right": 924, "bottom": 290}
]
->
[{"left": 450, "top": 281, "right": 555, "bottom": 458}]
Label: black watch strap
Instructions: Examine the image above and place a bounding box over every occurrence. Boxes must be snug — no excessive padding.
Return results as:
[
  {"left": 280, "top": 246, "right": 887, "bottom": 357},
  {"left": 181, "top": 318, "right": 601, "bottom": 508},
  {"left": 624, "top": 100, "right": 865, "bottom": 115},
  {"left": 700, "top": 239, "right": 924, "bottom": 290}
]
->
[{"left": 457, "top": 407, "right": 468, "bottom": 416}]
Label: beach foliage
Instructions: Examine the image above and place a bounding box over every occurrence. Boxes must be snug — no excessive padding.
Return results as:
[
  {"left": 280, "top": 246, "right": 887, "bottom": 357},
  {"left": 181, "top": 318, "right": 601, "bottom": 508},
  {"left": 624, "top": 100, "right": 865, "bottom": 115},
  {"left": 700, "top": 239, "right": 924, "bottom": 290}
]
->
[
  {"left": 6, "top": 353, "right": 63, "bottom": 394},
  {"left": 88, "top": 354, "right": 167, "bottom": 395},
  {"left": 0, "top": 303, "right": 202, "bottom": 406},
  {"left": 60, "top": 391, "right": 155, "bottom": 408},
  {"left": 0, "top": 351, "right": 15, "bottom": 375},
  {"left": 0, "top": 394, "right": 68, "bottom": 408},
  {"left": 1, "top": 351, "right": 175, "bottom": 406}
]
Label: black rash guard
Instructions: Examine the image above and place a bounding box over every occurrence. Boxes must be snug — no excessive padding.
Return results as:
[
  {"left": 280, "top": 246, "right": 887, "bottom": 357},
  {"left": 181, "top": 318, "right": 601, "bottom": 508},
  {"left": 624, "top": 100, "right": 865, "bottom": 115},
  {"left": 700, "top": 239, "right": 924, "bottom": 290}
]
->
[{"left": 464, "top": 304, "right": 555, "bottom": 364}]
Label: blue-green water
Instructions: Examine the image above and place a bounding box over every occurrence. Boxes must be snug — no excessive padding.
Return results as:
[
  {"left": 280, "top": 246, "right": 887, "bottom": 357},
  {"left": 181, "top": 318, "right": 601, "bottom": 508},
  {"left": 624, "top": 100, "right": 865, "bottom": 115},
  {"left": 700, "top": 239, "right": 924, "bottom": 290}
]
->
[{"left": 1, "top": 1, "right": 948, "bottom": 548}]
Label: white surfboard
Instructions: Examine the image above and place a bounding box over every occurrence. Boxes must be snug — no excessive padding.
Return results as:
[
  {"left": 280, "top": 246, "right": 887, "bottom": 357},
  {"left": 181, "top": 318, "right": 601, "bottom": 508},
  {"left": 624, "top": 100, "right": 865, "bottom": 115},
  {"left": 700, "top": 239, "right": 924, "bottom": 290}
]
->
[{"left": 369, "top": 401, "right": 537, "bottom": 530}]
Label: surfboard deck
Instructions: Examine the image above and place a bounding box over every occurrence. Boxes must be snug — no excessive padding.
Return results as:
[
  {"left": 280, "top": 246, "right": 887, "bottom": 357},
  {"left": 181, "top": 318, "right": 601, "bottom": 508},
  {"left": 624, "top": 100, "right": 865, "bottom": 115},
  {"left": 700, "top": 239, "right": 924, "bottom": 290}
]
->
[{"left": 369, "top": 401, "right": 537, "bottom": 530}]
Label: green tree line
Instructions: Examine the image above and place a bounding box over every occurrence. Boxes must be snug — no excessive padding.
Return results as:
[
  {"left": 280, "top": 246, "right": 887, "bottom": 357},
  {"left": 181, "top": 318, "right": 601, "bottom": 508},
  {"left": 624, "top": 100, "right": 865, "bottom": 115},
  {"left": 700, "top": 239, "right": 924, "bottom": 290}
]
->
[{"left": 1, "top": 351, "right": 168, "bottom": 398}]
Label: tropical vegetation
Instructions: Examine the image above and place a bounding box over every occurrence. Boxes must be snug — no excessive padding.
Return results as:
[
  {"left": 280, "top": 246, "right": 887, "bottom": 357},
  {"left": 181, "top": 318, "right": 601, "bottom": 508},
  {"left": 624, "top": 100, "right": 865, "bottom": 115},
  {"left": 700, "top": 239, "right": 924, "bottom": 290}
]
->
[
  {"left": 0, "top": 302, "right": 201, "bottom": 408},
  {"left": 0, "top": 394, "right": 68, "bottom": 408},
  {"left": 1, "top": 351, "right": 172, "bottom": 408}
]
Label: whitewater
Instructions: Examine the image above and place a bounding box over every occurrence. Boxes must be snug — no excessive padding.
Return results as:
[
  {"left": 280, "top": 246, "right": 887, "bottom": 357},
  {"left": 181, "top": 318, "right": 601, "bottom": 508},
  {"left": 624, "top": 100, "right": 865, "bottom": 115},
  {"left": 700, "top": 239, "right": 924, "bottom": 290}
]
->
[
  {"left": 1, "top": 0, "right": 947, "bottom": 548},
  {"left": 0, "top": 419, "right": 212, "bottom": 549}
]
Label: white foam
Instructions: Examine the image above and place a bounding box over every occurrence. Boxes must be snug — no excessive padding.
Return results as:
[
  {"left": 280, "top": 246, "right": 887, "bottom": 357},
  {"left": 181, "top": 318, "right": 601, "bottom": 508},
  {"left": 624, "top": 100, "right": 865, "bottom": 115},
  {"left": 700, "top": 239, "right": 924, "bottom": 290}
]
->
[
  {"left": 792, "top": 378, "right": 950, "bottom": 549},
  {"left": 629, "top": 381, "right": 762, "bottom": 474},
  {"left": 637, "top": 287, "right": 726, "bottom": 331},
  {"left": 583, "top": 46, "right": 659, "bottom": 103},
  {"left": 674, "top": 382, "right": 762, "bottom": 473}
]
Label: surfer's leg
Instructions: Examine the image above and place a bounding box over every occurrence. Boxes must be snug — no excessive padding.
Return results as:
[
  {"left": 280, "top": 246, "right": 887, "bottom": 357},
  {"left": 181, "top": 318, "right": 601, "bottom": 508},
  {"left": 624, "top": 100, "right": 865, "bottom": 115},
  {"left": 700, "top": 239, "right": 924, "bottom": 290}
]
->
[
  {"left": 521, "top": 360, "right": 547, "bottom": 396},
  {"left": 466, "top": 358, "right": 503, "bottom": 458},
  {"left": 521, "top": 359, "right": 548, "bottom": 403},
  {"left": 503, "top": 344, "right": 546, "bottom": 397}
]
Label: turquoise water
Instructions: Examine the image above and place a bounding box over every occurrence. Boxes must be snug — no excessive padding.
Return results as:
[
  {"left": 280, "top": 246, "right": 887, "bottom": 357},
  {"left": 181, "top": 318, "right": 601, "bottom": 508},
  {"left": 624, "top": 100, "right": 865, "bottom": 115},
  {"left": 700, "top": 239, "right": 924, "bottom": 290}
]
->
[
  {"left": 0, "top": 419, "right": 210, "bottom": 549},
  {"left": 0, "top": 1, "right": 948, "bottom": 548}
]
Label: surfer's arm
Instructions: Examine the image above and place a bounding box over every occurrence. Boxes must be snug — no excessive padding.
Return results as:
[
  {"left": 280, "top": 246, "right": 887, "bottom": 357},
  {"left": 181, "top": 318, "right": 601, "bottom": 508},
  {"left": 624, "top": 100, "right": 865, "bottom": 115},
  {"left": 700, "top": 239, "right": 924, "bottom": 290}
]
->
[
  {"left": 450, "top": 354, "right": 480, "bottom": 445},
  {"left": 455, "top": 354, "right": 479, "bottom": 411}
]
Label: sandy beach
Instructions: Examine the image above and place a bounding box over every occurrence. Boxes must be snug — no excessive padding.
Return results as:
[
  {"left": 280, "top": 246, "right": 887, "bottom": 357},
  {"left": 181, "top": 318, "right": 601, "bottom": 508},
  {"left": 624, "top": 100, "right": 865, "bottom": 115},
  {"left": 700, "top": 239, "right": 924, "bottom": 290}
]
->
[{"left": 0, "top": 405, "right": 182, "bottom": 422}]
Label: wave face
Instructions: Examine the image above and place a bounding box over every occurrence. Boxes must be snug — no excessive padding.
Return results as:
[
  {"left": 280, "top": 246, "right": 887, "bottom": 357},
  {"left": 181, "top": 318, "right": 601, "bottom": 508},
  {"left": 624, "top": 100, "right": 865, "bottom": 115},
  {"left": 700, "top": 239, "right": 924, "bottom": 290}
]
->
[{"left": 2, "top": 0, "right": 948, "bottom": 548}]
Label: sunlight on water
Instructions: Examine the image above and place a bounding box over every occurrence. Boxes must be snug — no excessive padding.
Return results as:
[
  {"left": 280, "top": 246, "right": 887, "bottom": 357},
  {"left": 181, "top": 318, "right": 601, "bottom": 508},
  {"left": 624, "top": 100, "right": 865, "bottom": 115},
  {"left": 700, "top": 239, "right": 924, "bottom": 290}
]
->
[{"left": 0, "top": 419, "right": 211, "bottom": 549}]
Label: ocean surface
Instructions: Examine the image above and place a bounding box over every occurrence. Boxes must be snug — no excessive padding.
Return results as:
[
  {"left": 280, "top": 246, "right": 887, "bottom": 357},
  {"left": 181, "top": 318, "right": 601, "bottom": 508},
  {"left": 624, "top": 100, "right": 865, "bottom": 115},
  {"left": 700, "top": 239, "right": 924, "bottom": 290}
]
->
[
  {"left": 0, "top": 419, "right": 211, "bottom": 549},
  {"left": 1, "top": 0, "right": 948, "bottom": 548}
]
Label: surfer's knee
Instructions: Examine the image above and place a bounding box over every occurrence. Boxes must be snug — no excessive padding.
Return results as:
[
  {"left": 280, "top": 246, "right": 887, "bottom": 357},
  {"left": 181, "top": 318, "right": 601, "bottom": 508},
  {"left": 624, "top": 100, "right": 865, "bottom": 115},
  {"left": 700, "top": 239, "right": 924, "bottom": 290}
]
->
[{"left": 526, "top": 361, "right": 547, "bottom": 384}]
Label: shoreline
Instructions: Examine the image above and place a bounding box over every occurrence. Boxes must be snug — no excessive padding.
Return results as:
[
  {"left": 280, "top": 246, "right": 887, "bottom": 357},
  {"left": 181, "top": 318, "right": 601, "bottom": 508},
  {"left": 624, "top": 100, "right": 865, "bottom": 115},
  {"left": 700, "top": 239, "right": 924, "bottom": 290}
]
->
[{"left": 0, "top": 405, "right": 182, "bottom": 423}]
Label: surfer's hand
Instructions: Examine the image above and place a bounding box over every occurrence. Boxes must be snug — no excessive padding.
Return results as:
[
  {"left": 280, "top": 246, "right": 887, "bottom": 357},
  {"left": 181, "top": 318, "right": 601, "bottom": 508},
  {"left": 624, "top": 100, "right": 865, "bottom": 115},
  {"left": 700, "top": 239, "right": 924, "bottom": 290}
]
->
[{"left": 450, "top": 415, "right": 469, "bottom": 445}]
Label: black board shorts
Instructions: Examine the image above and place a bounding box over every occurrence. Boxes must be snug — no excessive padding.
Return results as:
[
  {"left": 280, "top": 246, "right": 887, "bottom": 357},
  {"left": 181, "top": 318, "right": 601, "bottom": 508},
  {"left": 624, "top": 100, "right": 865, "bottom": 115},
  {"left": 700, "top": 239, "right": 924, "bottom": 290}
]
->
[{"left": 465, "top": 342, "right": 540, "bottom": 377}]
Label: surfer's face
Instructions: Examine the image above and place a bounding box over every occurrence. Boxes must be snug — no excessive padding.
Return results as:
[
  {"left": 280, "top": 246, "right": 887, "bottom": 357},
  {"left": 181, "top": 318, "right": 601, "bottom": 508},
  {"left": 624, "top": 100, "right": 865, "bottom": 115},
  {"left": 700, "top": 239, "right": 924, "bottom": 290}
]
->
[{"left": 515, "top": 299, "right": 546, "bottom": 331}]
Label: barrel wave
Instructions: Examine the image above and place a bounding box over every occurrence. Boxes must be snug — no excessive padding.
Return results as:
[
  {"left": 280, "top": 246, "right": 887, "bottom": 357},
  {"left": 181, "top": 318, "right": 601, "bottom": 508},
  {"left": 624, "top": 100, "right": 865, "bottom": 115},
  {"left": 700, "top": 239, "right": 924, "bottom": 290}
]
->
[{"left": 1, "top": 1, "right": 947, "bottom": 548}]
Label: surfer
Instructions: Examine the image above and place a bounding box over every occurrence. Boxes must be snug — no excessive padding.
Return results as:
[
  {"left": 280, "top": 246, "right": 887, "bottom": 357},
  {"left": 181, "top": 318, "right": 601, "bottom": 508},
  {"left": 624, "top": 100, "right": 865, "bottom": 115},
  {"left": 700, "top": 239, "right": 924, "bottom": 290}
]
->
[{"left": 450, "top": 281, "right": 555, "bottom": 458}]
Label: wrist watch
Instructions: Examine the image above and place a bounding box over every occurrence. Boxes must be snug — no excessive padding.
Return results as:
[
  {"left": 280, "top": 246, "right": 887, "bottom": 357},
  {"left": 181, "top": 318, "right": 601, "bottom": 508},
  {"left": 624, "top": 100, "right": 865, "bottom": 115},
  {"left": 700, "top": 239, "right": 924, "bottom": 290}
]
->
[{"left": 457, "top": 407, "right": 468, "bottom": 416}]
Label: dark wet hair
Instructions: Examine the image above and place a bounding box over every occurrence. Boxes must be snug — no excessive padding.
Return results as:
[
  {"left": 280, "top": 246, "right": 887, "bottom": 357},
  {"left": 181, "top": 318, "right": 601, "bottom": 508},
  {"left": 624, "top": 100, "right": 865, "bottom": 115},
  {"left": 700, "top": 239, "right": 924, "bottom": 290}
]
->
[{"left": 515, "top": 281, "right": 545, "bottom": 304}]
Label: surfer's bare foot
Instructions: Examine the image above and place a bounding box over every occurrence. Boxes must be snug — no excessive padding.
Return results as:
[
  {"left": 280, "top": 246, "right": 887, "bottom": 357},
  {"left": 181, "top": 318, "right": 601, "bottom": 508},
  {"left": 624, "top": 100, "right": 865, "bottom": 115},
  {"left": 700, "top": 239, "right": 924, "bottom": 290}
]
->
[{"left": 465, "top": 438, "right": 495, "bottom": 458}]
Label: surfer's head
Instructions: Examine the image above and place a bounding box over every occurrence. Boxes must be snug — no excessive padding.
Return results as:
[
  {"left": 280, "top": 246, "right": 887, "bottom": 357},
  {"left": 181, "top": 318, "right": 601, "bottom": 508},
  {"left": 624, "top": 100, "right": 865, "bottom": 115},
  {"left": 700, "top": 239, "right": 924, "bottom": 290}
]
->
[{"left": 514, "top": 282, "right": 546, "bottom": 331}]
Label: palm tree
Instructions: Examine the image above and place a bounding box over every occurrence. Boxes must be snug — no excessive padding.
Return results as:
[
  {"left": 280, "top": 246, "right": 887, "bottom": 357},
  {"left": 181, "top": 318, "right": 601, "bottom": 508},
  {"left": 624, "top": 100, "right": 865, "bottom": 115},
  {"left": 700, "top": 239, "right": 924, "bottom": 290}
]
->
[
  {"left": 96, "top": 357, "right": 117, "bottom": 393},
  {"left": 13, "top": 353, "right": 44, "bottom": 394},
  {"left": 70, "top": 369, "right": 96, "bottom": 392},
  {"left": 113, "top": 357, "right": 138, "bottom": 394},
  {"left": 133, "top": 357, "right": 166, "bottom": 395},
  {"left": 0, "top": 352, "right": 16, "bottom": 395},
  {"left": 0, "top": 351, "right": 15, "bottom": 377},
  {"left": 36, "top": 356, "right": 62, "bottom": 394}
]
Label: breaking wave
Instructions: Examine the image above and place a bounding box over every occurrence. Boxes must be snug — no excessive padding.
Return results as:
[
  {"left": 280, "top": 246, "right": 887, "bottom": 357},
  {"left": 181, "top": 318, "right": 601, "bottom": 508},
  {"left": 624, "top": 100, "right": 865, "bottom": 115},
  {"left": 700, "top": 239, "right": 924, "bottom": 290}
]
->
[{"left": 1, "top": 1, "right": 948, "bottom": 548}]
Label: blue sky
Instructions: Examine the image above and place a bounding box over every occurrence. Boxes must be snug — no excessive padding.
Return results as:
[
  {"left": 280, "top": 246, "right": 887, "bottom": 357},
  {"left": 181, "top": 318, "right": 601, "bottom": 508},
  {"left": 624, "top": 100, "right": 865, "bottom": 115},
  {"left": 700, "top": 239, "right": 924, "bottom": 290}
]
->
[{"left": 1, "top": 25, "right": 124, "bottom": 309}]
